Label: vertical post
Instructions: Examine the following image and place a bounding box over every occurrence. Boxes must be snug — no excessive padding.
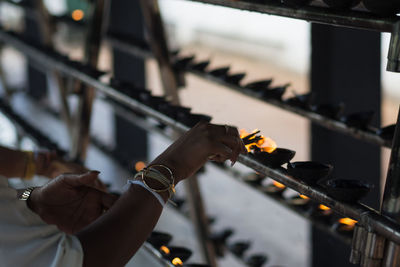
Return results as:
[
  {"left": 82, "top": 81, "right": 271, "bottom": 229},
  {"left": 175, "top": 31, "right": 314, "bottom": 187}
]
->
[
  {"left": 381, "top": 107, "right": 400, "bottom": 266},
  {"left": 311, "top": 24, "right": 381, "bottom": 267},
  {"left": 387, "top": 22, "right": 400, "bottom": 73},
  {"left": 108, "top": 0, "right": 148, "bottom": 165},
  {"left": 71, "top": 0, "right": 106, "bottom": 161},
  {"left": 139, "top": 2, "right": 217, "bottom": 266},
  {"left": 34, "top": 0, "right": 73, "bottom": 137},
  {"left": 23, "top": 3, "right": 47, "bottom": 100},
  {"left": 139, "top": 0, "right": 181, "bottom": 104}
]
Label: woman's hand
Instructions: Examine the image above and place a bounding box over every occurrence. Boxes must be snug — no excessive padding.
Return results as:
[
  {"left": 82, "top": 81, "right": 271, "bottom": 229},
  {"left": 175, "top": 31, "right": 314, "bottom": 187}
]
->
[
  {"left": 151, "top": 122, "right": 247, "bottom": 183},
  {"left": 28, "top": 171, "right": 118, "bottom": 234}
]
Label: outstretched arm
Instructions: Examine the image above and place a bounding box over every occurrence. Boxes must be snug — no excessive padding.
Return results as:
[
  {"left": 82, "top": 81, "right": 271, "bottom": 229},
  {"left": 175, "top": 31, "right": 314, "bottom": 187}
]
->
[
  {"left": 77, "top": 122, "right": 247, "bottom": 267},
  {"left": 0, "top": 145, "right": 89, "bottom": 180}
]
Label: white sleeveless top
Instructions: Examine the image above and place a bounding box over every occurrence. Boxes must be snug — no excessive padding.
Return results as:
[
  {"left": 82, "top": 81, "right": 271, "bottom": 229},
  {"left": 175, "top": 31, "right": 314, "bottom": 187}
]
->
[{"left": 0, "top": 176, "right": 83, "bottom": 267}]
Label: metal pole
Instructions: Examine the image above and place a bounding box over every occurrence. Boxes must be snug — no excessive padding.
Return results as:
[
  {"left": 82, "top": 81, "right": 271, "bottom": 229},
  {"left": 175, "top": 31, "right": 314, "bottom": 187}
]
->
[
  {"left": 387, "top": 22, "right": 400, "bottom": 73},
  {"left": 139, "top": 1, "right": 217, "bottom": 266},
  {"left": 381, "top": 106, "right": 400, "bottom": 266}
]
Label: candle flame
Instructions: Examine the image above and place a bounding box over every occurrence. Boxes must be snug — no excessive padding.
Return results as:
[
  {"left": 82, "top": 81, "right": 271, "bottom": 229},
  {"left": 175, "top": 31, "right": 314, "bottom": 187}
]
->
[
  {"left": 240, "top": 129, "right": 277, "bottom": 153},
  {"left": 71, "top": 9, "right": 84, "bottom": 21},
  {"left": 319, "top": 204, "right": 331, "bottom": 211},
  {"left": 339, "top": 218, "right": 357, "bottom": 227},
  {"left": 172, "top": 257, "right": 183, "bottom": 266},
  {"left": 160, "top": 246, "right": 170, "bottom": 255},
  {"left": 299, "top": 194, "right": 309, "bottom": 200},
  {"left": 273, "top": 181, "right": 286, "bottom": 189},
  {"left": 135, "top": 161, "right": 146, "bottom": 171}
]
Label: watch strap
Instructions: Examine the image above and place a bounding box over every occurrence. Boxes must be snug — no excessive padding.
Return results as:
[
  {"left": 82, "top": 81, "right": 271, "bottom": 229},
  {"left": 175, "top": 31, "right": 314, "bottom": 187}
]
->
[{"left": 19, "top": 187, "right": 35, "bottom": 201}]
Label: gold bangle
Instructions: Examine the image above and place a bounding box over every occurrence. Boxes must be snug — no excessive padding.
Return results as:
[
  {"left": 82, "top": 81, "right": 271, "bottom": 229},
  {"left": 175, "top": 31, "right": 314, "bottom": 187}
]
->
[
  {"left": 145, "top": 165, "right": 175, "bottom": 185},
  {"left": 134, "top": 170, "right": 176, "bottom": 199},
  {"left": 23, "top": 151, "right": 36, "bottom": 180}
]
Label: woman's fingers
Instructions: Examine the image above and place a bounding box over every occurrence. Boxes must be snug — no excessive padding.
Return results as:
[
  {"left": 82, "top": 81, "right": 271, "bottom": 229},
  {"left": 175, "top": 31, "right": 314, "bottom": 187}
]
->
[
  {"left": 203, "top": 123, "right": 247, "bottom": 165},
  {"left": 210, "top": 143, "right": 233, "bottom": 162}
]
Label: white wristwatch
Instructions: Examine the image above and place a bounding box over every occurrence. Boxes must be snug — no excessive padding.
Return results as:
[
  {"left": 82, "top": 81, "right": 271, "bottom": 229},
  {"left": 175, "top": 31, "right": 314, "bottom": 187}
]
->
[{"left": 19, "top": 187, "right": 35, "bottom": 201}]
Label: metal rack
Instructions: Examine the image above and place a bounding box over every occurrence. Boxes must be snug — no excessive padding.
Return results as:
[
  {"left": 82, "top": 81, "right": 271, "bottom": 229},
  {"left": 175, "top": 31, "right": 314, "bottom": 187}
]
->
[
  {"left": 183, "top": 0, "right": 400, "bottom": 73},
  {"left": 2, "top": 0, "right": 394, "bottom": 148},
  {"left": 185, "top": 0, "right": 398, "bottom": 32},
  {"left": 1, "top": 0, "right": 400, "bottom": 266},
  {"left": 1, "top": 28, "right": 400, "bottom": 244},
  {"left": 106, "top": 34, "right": 393, "bottom": 148}
]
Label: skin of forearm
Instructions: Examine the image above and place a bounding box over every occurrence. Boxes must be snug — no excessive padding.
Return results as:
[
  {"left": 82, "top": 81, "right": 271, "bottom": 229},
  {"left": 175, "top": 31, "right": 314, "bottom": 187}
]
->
[
  {"left": 0, "top": 146, "right": 28, "bottom": 178},
  {"left": 76, "top": 184, "right": 165, "bottom": 267}
]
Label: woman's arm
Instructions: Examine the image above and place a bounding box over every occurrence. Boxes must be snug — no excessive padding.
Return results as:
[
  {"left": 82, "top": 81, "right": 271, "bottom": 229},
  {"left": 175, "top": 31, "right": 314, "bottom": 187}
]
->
[
  {"left": 0, "top": 145, "right": 89, "bottom": 180},
  {"left": 76, "top": 122, "right": 247, "bottom": 267}
]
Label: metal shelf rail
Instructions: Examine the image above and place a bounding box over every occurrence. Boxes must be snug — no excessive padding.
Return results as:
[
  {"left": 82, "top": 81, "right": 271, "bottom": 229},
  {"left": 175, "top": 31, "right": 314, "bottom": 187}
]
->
[
  {"left": 1, "top": 29, "right": 400, "bottom": 246},
  {"left": 0, "top": 2, "right": 393, "bottom": 147},
  {"left": 106, "top": 34, "right": 393, "bottom": 148},
  {"left": 185, "top": 0, "right": 398, "bottom": 32},
  {"left": 182, "top": 0, "right": 400, "bottom": 73}
]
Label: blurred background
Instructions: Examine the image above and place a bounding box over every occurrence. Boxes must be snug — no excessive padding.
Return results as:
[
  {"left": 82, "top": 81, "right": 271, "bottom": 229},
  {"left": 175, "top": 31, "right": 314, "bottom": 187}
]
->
[{"left": 0, "top": 0, "right": 398, "bottom": 266}]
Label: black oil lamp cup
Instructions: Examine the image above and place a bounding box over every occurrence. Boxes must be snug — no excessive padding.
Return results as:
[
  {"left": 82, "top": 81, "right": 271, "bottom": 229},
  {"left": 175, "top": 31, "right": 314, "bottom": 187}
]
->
[
  {"left": 287, "top": 161, "right": 333, "bottom": 185},
  {"left": 340, "top": 111, "right": 375, "bottom": 129},
  {"left": 363, "top": 0, "right": 400, "bottom": 16},
  {"left": 190, "top": 61, "right": 210, "bottom": 72},
  {"left": 251, "top": 148, "right": 296, "bottom": 168},
  {"left": 225, "top": 73, "right": 246, "bottom": 85},
  {"left": 260, "top": 84, "right": 289, "bottom": 101},
  {"left": 208, "top": 66, "right": 230, "bottom": 79},
  {"left": 177, "top": 113, "right": 212, "bottom": 127},
  {"left": 228, "top": 241, "right": 251, "bottom": 258},
  {"left": 377, "top": 124, "right": 396, "bottom": 141},
  {"left": 161, "top": 247, "right": 193, "bottom": 262},
  {"left": 244, "top": 79, "right": 273, "bottom": 94},
  {"left": 320, "top": 179, "right": 374, "bottom": 203},
  {"left": 310, "top": 103, "right": 345, "bottom": 120},
  {"left": 322, "top": 0, "right": 361, "bottom": 9},
  {"left": 280, "top": 0, "right": 312, "bottom": 7},
  {"left": 246, "top": 254, "right": 268, "bottom": 267},
  {"left": 147, "top": 231, "right": 172, "bottom": 249}
]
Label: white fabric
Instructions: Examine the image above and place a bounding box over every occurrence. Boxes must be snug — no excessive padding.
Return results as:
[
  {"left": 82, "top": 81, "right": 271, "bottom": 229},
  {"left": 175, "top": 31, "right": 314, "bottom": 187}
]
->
[{"left": 0, "top": 176, "right": 83, "bottom": 267}]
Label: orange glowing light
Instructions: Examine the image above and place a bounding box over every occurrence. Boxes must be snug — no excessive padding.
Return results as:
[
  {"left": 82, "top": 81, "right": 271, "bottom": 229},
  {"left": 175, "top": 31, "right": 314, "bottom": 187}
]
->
[
  {"left": 339, "top": 218, "right": 357, "bottom": 227},
  {"left": 172, "top": 257, "right": 183, "bottom": 266},
  {"left": 240, "top": 129, "right": 277, "bottom": 153},
  {"left": 260, "top": 137, "right": 277, "bottom": 153},
  {"left": 71, "top": 9, "right": 84, "bottom": 21},
  {"left": 240, "top": 129, "right": 250, "bottom": 139},
  {"left": 319, "top": 204, "right": 331, "bottom": 211},
  {"left": 299, "top": 194, "right": 310, "bottom": 200},
  {"left": 160, "top": 246, "right": 170, "bottom": 255},
  {"left": 135, "top": 161, "right": 146, "bottom": 171},
  {"left": 273, "top": 181, "right": 286, "bottom": 189}
]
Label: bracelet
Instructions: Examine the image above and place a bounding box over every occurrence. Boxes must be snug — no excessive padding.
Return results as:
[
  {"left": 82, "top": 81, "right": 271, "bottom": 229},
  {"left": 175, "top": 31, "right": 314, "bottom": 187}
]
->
[
  {"left": 138, "top": 169, "right": 176, "bottom": 199},
  {"left": 23, "top": 152, "right": 36, "bottom": 180},
  {"left": 133, "top": 165, "right": 176, "bottom": 200},
  {"left": 127, "top": 180, "right": 165, "bottom": 207},
  {"left": 146, "top": 165, "right": 175, "bottom": 185}
]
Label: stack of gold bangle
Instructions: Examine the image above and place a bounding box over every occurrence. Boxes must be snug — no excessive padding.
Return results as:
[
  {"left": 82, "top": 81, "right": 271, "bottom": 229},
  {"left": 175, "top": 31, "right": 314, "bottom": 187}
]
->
[{"left": 134, "top": 165, "right": 176, "bottom": 199}]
